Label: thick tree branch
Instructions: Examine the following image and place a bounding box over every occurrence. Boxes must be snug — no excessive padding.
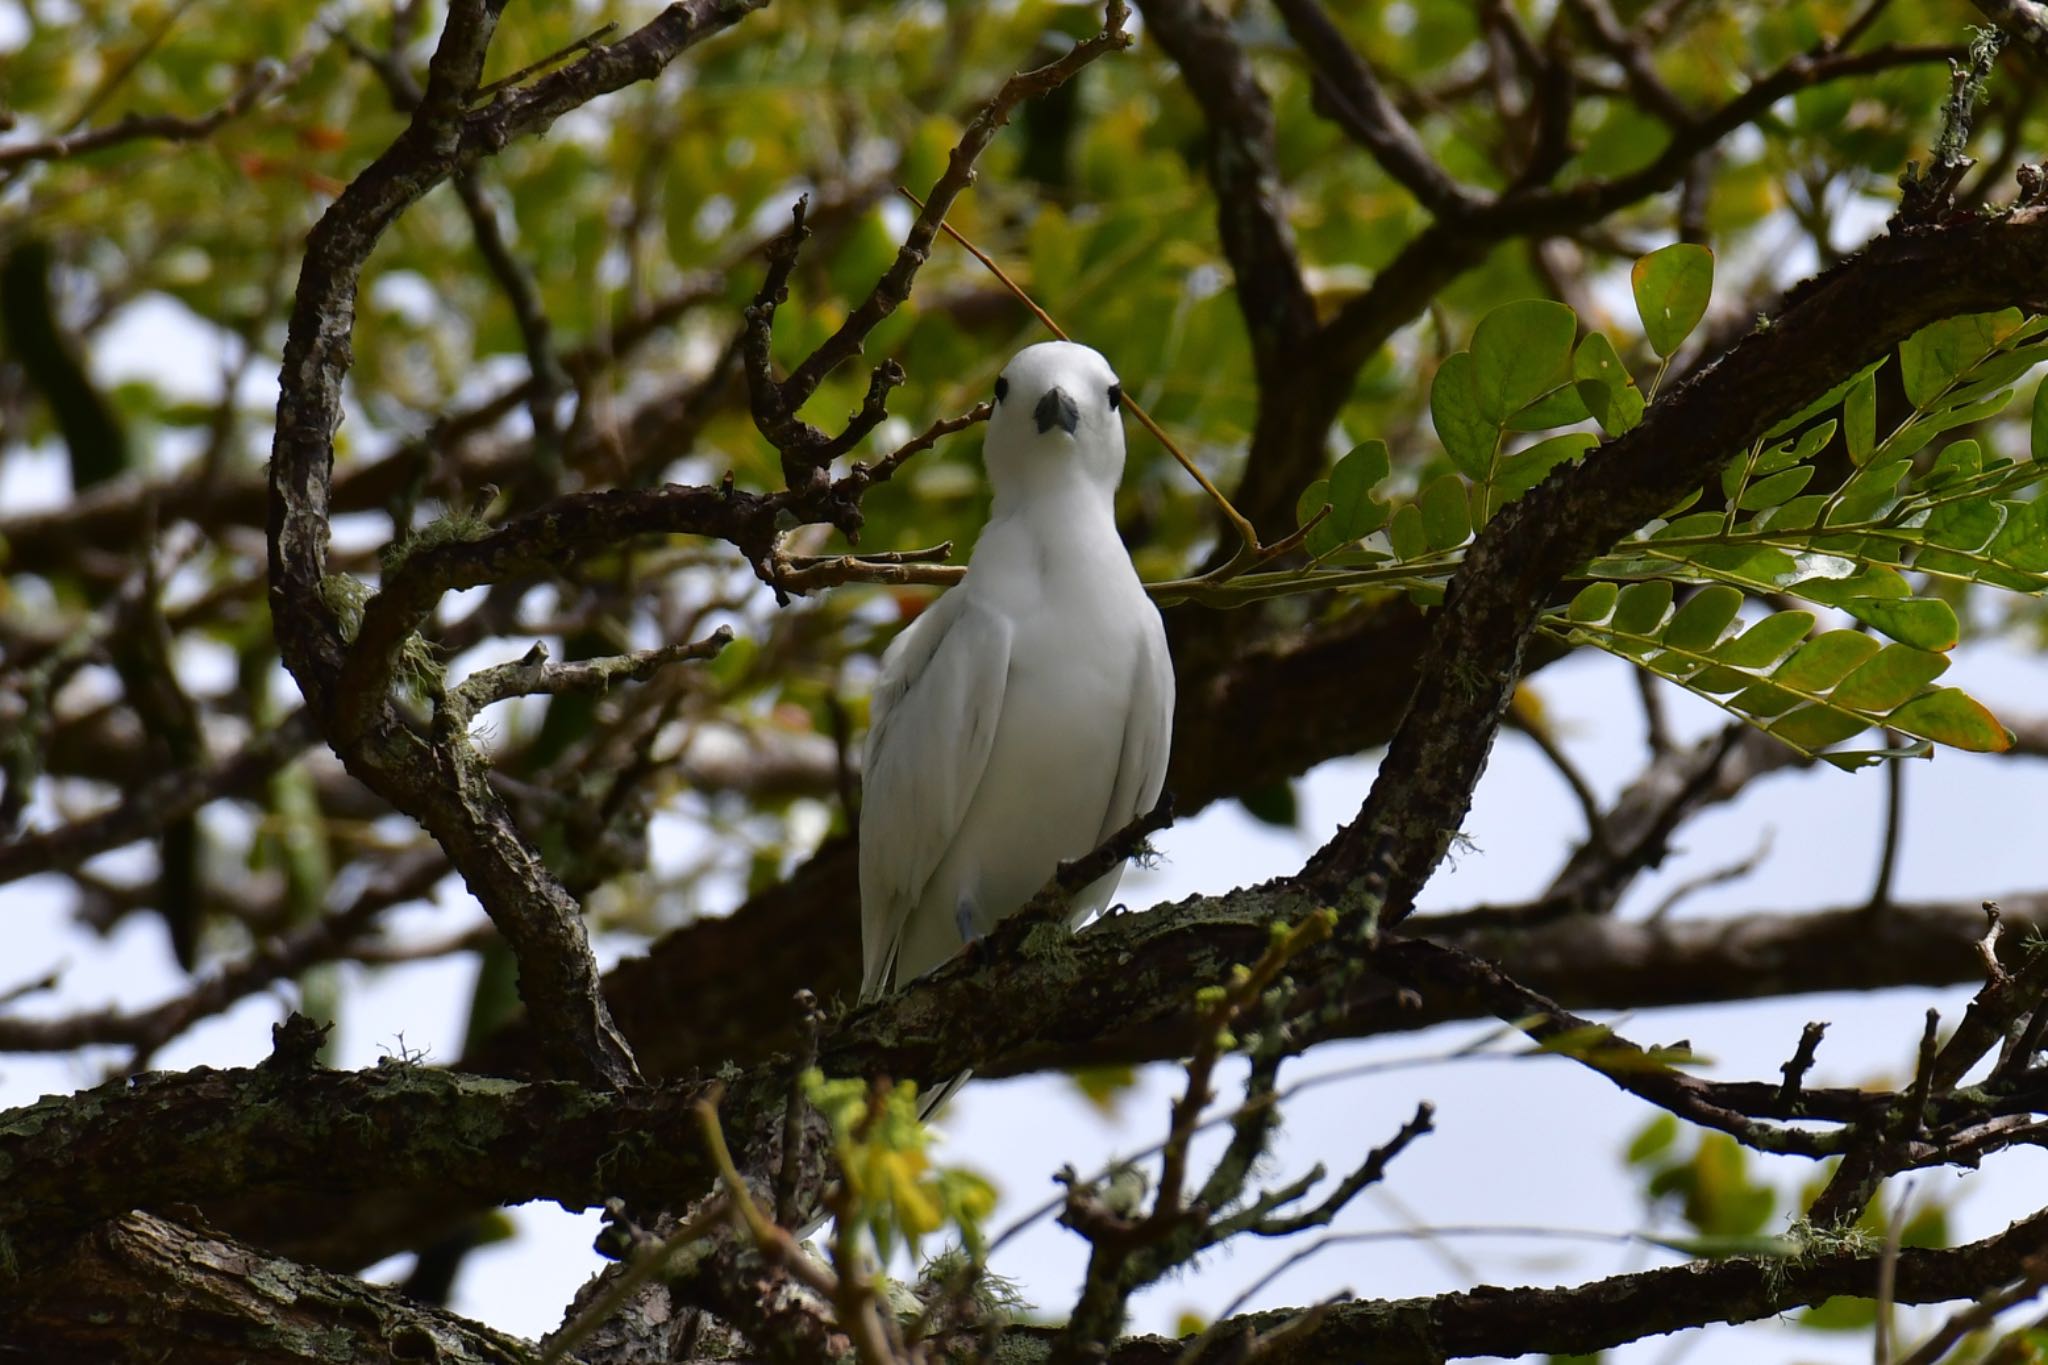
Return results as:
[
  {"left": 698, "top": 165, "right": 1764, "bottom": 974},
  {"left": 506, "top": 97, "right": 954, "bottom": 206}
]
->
[
  {"left": 1271, "top": 0, "right": 1483, "bottom": 218},
  {"left": 1302, "top": 206, "right": 2048, "bottom": 927},
  {"left": 1135, "top": 0, "right": 1319, "bottom": 388},
  {"left": 267, "top": 0, "right": 765, "bottom": 1090}
]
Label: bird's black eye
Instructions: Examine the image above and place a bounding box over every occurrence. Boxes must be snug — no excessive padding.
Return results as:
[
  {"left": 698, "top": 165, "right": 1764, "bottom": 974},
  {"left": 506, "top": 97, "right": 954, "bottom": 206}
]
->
[
  {"left": 1107, "top": 382, "right": 1122, "bottom": 411},
  {"left": 994, "top": 376, "right": 1009, "bottom": 403}
]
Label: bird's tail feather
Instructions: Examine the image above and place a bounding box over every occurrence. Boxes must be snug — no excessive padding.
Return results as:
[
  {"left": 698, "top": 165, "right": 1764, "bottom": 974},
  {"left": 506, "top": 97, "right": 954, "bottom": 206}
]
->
[{"left": 917, "top": 1069, "right": 972, "bottom": 1122}]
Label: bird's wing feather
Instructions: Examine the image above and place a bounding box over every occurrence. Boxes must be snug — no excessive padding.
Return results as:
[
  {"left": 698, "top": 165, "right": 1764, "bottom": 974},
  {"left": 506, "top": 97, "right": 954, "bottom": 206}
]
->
[
  {"left": 859, "top": 593, "right": 1013, "bottom": 999},
  {"left": 1096, "top": 611, "right": 1175, "bottom": 845}
]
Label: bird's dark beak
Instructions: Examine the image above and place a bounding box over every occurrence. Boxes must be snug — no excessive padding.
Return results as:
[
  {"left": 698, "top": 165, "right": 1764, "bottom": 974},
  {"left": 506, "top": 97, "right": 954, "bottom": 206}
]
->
[{"left": 1034, "top": 386, "right": 1080, "bottom": 436}]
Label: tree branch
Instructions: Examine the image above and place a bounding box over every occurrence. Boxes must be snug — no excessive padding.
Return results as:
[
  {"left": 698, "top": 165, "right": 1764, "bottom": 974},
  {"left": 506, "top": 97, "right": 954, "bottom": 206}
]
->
[
  {"left": 0, "top": 51, "right": 312, "bottom": 168},
  {"left": 1302, "top": 206, "right": 2048, "bottom": 929}
]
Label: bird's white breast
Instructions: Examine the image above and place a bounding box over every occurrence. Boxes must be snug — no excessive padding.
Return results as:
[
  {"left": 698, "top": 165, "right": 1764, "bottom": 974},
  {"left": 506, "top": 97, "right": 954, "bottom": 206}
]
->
[{"left": 889, "top": 484, "right": 1162, "bottom": 981}]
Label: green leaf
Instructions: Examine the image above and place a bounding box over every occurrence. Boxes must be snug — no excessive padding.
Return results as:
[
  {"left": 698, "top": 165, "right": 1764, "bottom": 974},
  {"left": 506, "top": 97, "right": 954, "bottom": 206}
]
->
[
  {"left": 1988, "top": 497, "right": 2048, "bottom": 571},
  {"left": 1503, "top": 383, "right": 1591, "bottom": 432},
  {"left": 1470, "top": 299, "right": 1577, "bottom": 423},
  {"left": 1839, "top": 596, "right": 1959, "bottom": 651},
  {"left": 1830, "top": 643, "right": 1949, "bottom": 711},
  {"left": 1774, "top": 631, "right": 1883, "bottom": 690},
  {"left": 1295, "top": 478, "right": 1329, "bottom": 527},
  {"left": 1898, "top": 310, "right": 2022, "bottom": 408},
  {"left": 1327, "top": 440, "right": 1391, "bottom": 539},
  {"left": 1419, "top": 473, "right": 1472, "bottom": 550},
  {"left": 1389, "top": 502, "right": 1427, "bottom": 560},
  {"left": 1631, "top": 243, "right": 1713, "bottom": 358},
  {"left": 1769, "top": 705, "right": 1872, "bottom": 750},
  {"left": 1574, "top": 332, "right": 1643, "bottom": 434},
  {"left": 1612, "top": 580, "right": 1673, "bottom": 636},
  {"left": 1736, "top": 466, "right": 1815, "bottom": 510},
  {"left": 1568, "top": 581, "right": 1618, "bottom": 623},
  {"left": 1918, "top": 438, "right": 1982, "bottom": 491},
  {"left": 1845, "top": 370, "right": 1876, "bottom": 465},
  {"left": 1886, "top": 688, "right": 2014, "bottom": 751},
  {"left": 1626, "top": 1114, "right": 1679, "bottom": 1164},
  {"left": 1821, "top": 738, "right": 1935, "bottom": 772},
  {"left": 1764, "top": 358, "right": 1885, "bottom": 440},
  {"left": 2032, "top": 378, "right": 2048, "bottom": 461},
  {"left": 1924, "top": 498, "right": 2002, "bottom": 552},
  {"left": 1714, "top": 611, "right": 1814, "bottom": 668},
  {"left": 1430, "top": 351, "right": 1496, "bottom": 479},
  {"left": 1663, "top": 586, "right": 1743, "bottom": 651},
  {"left": 1495, "top": 432, "right": 1596, "bottom": 501}
]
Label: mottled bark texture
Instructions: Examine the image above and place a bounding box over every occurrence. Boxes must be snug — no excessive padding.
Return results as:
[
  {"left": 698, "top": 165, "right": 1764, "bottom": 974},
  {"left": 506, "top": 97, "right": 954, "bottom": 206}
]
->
[
  {"left": 11, "top": 0, "right": 2048, "bottom": 1356},
  {"left": 1303, "top": 206, "right": 2048, "bottom": 924}
]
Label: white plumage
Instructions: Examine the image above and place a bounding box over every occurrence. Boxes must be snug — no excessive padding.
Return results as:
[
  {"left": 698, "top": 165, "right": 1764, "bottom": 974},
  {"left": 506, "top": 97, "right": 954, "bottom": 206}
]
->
[{"left": 859, "top": 341, "right": 1175, "bottom": 1007}]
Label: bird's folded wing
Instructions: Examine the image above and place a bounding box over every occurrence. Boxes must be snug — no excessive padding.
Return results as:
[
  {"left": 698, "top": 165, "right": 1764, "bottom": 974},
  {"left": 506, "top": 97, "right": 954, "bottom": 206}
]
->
[
  {"left": 858, "top": 594, "right": 1013, "bottom": 999},
  {"left": 1096, "top": 617, "right": 1175, "bottom": 845}
]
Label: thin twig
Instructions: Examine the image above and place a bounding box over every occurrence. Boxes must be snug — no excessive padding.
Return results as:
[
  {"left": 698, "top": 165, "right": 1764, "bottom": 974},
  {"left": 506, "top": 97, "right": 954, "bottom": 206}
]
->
[
  {"left": 1644, "top": 828, "right": 1774, "bottom": 922},
  {"left": 1774, "top": 1021, "right": 1829, "bottom": 1115},
  {"left": 440, "top": 627, "right": 733, "bottom": 733},
  {"left": 474, "top": 21, "right": 621, "bottom": 100},
  {"left": 1866, "top": 731, "right": 1907, "bottom": 910},
  {"left": 0, "top": 51, "right": 312, "bottom": 169},
  {"left": 897, "top": 185, "right": 1262, "bottom": 558},
  {"left": 536, "top": 1195, "right": 731, "bottom": 1365}
]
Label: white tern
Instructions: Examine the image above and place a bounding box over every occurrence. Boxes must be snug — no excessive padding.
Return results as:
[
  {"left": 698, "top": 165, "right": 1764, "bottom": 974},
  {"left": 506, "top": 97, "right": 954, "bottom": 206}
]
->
[{"left": 859, "top": 340, "right": 1175, "bottom": 1043}]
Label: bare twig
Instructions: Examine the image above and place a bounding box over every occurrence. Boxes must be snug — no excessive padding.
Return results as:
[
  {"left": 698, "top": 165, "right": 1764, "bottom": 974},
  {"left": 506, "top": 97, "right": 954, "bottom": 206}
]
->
[
  {"left": 909, "top": 185, "right": 1269, "bottom": 560},
  {"left": 1774, "top": 1021, "right": 1830, "bottom": 1115},
  {"left": 537, "top": 1193, "right": 729, "bottom": 1365},
  {"left": 474, "top": 21, "right": 621, "bottom": 100},
  {"left": 439, "top": 627, "right": 733, "bottom": 734},
  {"left": 0, "top": 51, "right": 312, "bottom": 168}
]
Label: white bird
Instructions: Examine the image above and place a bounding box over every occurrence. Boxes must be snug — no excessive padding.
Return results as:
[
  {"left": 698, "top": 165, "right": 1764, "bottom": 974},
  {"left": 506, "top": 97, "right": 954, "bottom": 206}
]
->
[{"left": 858, "top": 340, "right": 1175, "bottom": 1039}]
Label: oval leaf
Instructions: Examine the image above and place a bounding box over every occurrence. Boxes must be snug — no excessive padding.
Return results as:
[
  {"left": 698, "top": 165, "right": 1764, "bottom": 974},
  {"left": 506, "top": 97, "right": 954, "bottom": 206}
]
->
[
  {"left": 1431, "top": 351, "right": 1496, "bottom": 479},
  {"left": 1632, "top": 243, "right": 1714, "bottom": 358},
  {"left": 1663, "top": 585, "right": 1744, "bottom": 651},
  {"left": 1886, "top": 687, "right": 2014, "bottom": 752},
  {"left": 1471, "top": 299, "right": 1577, "bottom": 424},
  {"left": 1419, "top": 473, "right": 1473, "bottom": 550}
]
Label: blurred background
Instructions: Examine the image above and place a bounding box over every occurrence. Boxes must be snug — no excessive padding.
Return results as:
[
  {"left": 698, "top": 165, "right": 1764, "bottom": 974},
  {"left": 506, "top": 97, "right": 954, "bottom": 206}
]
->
[{"left": 2, "top": 0, "right": 2046, "bottom": 1360}]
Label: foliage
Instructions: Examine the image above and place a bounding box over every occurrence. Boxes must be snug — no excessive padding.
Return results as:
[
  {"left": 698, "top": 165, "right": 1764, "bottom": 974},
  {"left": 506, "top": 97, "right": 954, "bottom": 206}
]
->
[
  {"left": 3, "top": 0, "right": 2048, "bottom": 1360},
  {"left": 803, "top": 1069, "right": 997, "bottom": 1262}
]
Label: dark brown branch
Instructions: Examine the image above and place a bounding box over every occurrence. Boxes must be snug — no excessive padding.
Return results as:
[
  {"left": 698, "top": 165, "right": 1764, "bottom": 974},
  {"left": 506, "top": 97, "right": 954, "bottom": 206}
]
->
[
  {"left": 0, "top": 52, "right": 311, "bottom": 168},
  {"left": 1271, "top": 0, "right": 1483, "bottom": 218},
  {"left": 1069, "top": 1207, "right": 2048, "bottom": 1364},
  {"left": 452, "top": 169, "right": 570, "bottom": 455},
  {"left": 1136, "top": 0, "right": 1318, "bottom": 388},
  {"left": 0, "top": 845, "right": 447, "bottom": 1059},
  {"left": 440, "top": 627, "right": 734, "bottom": 734},
  {"left": 3, "top": 1212, "right": 532, "bottom": 1365},
  {"left": 775, "top": 2, "right": 1132, "bottom": 413},
  {"left": 12, "top": 1203, "right": 2048, "bottom": 1364},
  {"left": 0, "top": 709, "right": 320, "bottom": 887},
  {"left": 267, "top": 0, "right": 767, "bottom": 1090},
  {"left": 1302, "top": 205, "right": 2048, "bottom": 929}
]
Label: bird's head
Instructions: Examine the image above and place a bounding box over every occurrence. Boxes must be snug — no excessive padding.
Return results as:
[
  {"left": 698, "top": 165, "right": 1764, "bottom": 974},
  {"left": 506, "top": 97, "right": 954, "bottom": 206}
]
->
[{"left": 983, "top": 340, "right": 1126, "bottom": 504}]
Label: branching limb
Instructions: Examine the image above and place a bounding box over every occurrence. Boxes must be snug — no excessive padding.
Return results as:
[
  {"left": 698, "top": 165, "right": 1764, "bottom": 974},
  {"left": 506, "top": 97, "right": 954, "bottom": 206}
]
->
[
  {"left": 0, "top": 50, "right": 313, "bottom": 169},
  {"left": 439, "top": 627, "right": 733, "bottom": 734},
  {"left": 0, "top": 844, "right": 446, "bottom": 1060},
  {"left": 269, "top": 0, "right": 765, "bottom": 1090},
  {"left": 1775, "top": 1021, "right": 1830, "bottom": 1115},
  {"left": 1245, "top": 1102, "right": 1436, "bottom": 1239},
  {"left": 1271, "top": 0, "right": 1483, "bottom": 217},
  {"left": 0, "top": 709, "right": 321, "bottom": 887}
]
